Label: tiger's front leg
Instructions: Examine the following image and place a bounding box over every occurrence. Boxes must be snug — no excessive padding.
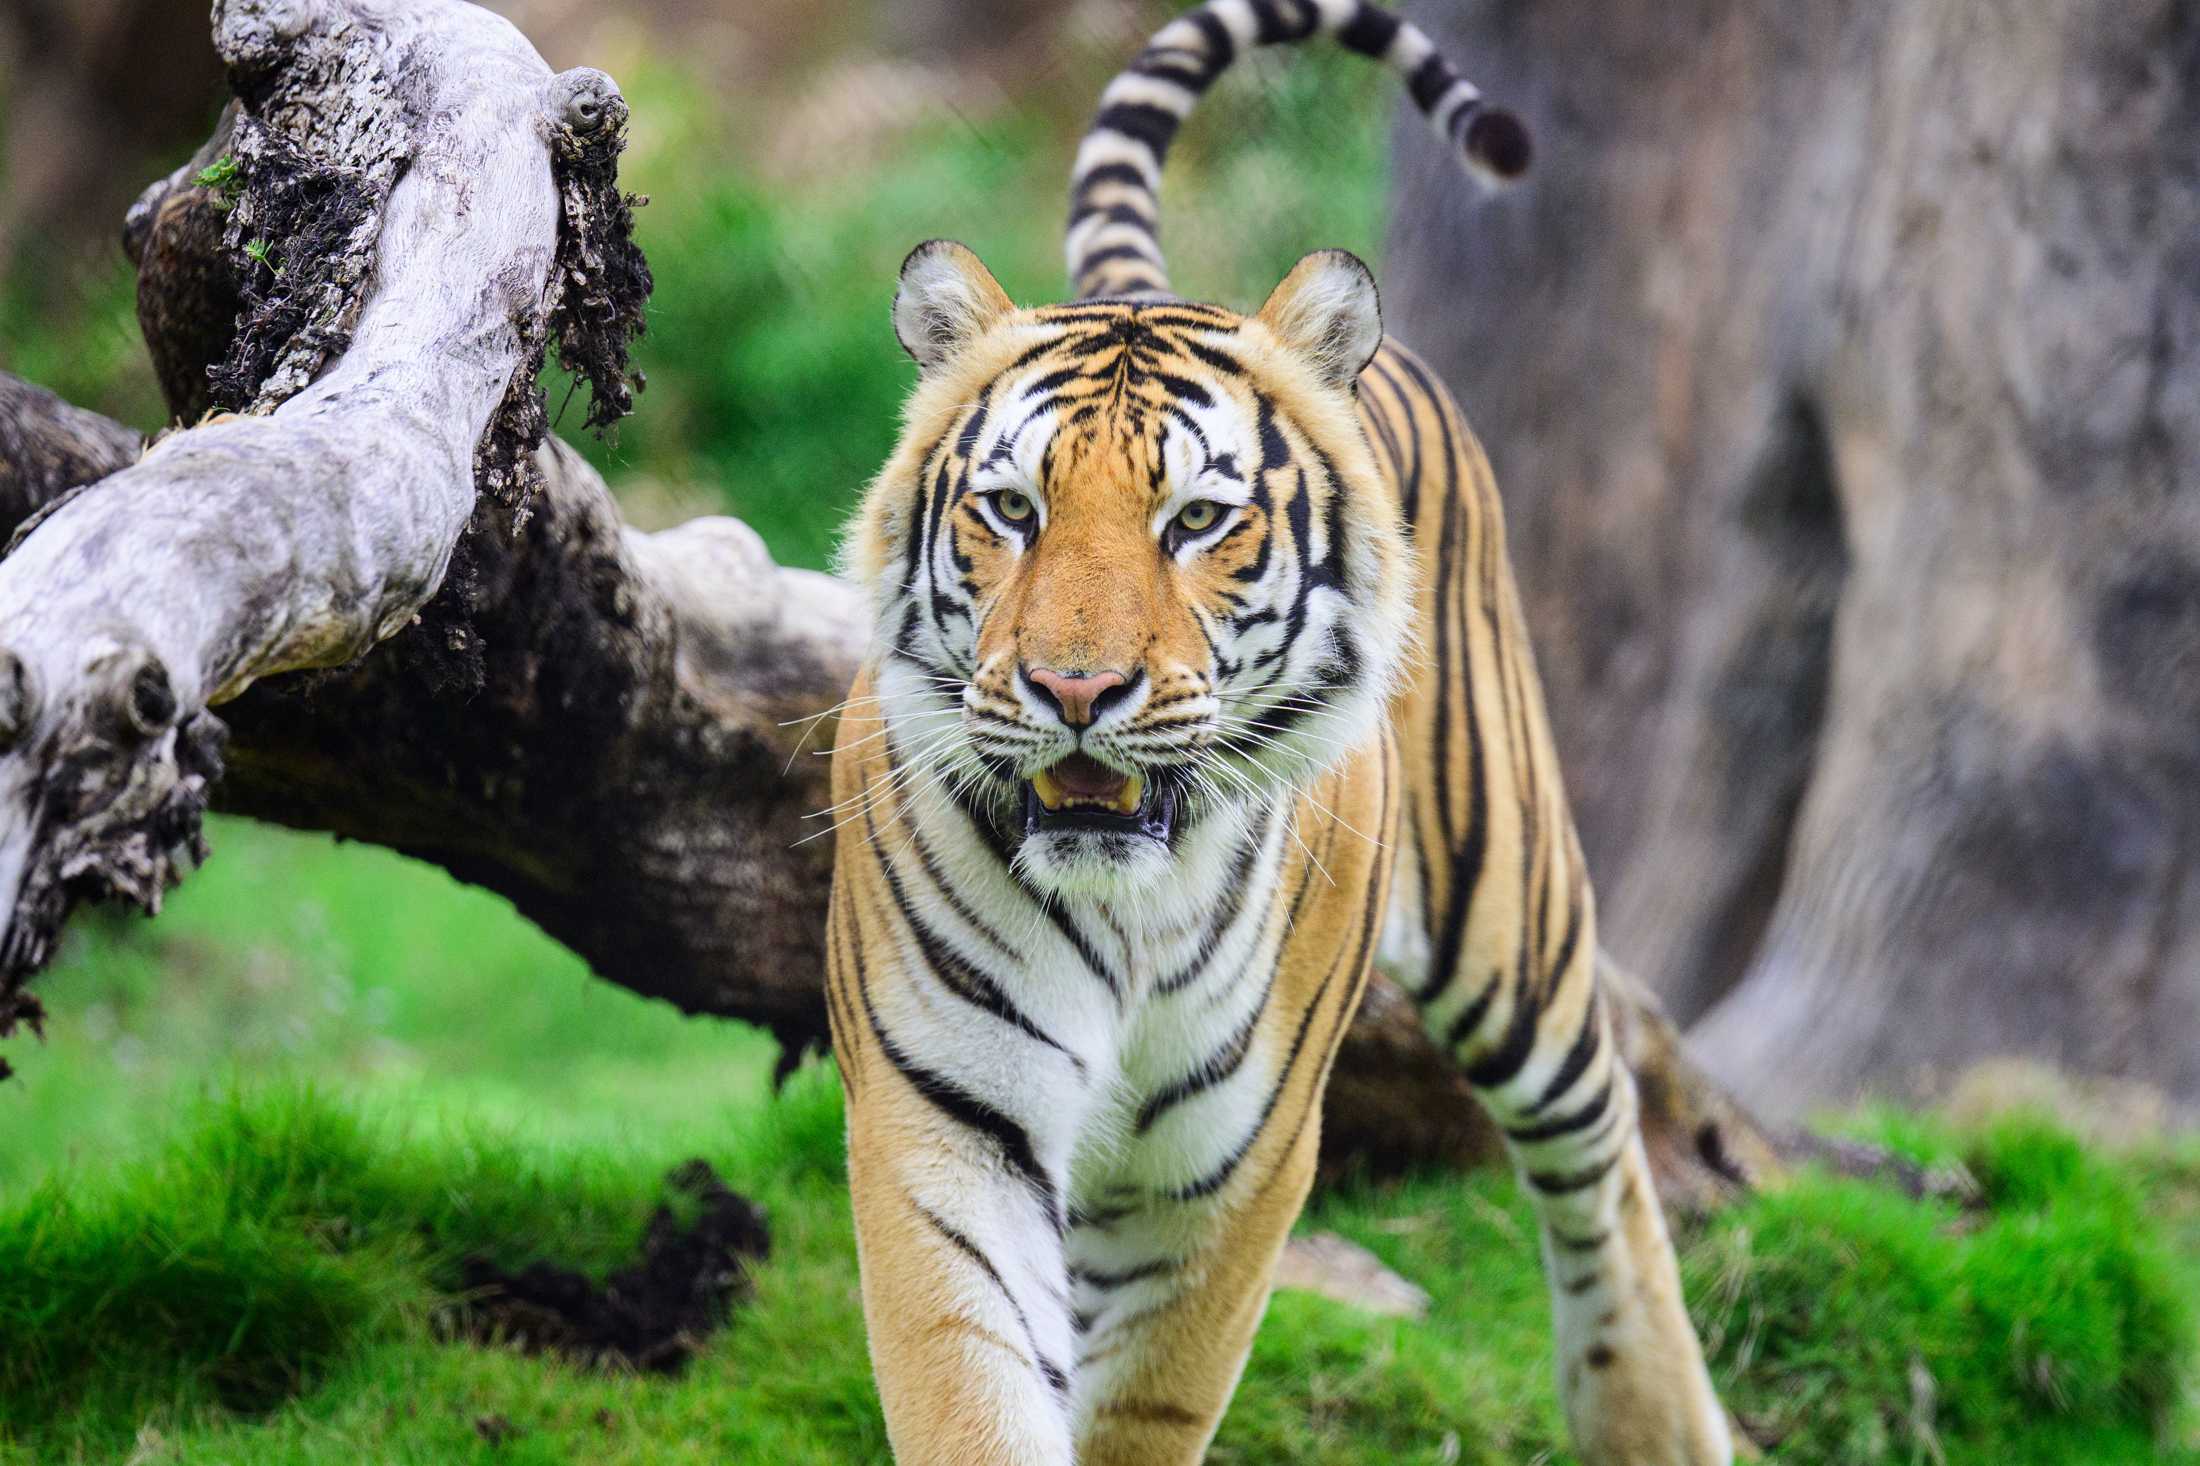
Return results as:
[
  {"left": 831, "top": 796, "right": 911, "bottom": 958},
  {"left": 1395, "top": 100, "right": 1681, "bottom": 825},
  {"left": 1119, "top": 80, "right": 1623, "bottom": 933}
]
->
[
  {"left": 1068, "top": 1126, "right": 1321, "bottom": 1466},
  {"left": 824, "top": 731, "right": 1095, "bottom": 1466},
  {"left": 842, "top": 1077, "right": 1079, "bottom": 1466}
]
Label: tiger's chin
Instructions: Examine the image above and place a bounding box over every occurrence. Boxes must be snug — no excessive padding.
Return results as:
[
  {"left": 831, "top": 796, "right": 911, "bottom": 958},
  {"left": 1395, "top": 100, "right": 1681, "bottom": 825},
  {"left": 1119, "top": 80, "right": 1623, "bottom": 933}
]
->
[{"left": 1014, "top": 824, "right": 1178, "bottom": 897}]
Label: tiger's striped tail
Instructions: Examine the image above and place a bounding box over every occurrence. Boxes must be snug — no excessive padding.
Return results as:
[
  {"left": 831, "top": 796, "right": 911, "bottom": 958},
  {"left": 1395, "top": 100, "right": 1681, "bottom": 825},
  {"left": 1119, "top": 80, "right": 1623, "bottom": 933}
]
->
[{"left": 1066, "top": 0, "right": 1531, "bottom": 300}]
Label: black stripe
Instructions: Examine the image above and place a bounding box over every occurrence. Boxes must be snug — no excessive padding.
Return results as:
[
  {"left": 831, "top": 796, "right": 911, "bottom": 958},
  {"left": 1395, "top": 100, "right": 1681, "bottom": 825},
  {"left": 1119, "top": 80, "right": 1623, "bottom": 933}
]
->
[
  {"left": 915, "top": 1204, "right": 1071, "bottom": 1395},
  {"left": 854, "top": 926, "right": 1063, "bottom": 1233},
  {"left": 1128, "top": 304, "right": 1234, "bottom": 326},
  {"left": 1093, "top": 101, "right": 1182, "bottom": 159},
  {"left": 1528, "top": 1153, "right": 1619, "bottom": 1196},
  {"left": 1443, "top": 969, "right": 1498, "bottom": 1049},
  {"left": 1222, "top": 741, "right": 1397, "bottom": 1203},
  {"left": 900, "top": 429, "right": 950, "bottom": 591},
  {"left": 1156, "top": 822, "right": 1265, "bottom": 993},
  {"left": 907, "top": 824, "right": 1018, "bottom": 964},
  {"left": 1180, "top": 338, "right": 1246, "bottom": 377},
  {"left": 1172, "top": 778, "right": 1390, "bottom": 1202},
  {"left": 1337, "top": 4, "right": 1401, "bottom": 57},
  {"left": 1135, "top": 970, "right": 1270, "bottom": 1133},
  {"left": 1147, "top": 371, "right": 1213, "bottom": 409},
  {"left": 1068, "top": 198, "right": 1159, "bottom": 230},
  {"left": 1069, "top": 1257, "right": 1178, "bottom": 1290},
  {"left": 1022, "top": 364, "right": 1091, "bottom": 398},
  {"left": 824, "top": 907, "right": 863, "bottom": 1098},
  {"left": 946, "top": 783, "right": 1123, "bottom": 999},
  {"left": 1410, "top": 358, "right": 1490, "bottom": 1010},
  {"left": 1367, "top": 358, "right": 1423, "bottom": 523},
  {"left": 871, "top": 809, "right": 1085, "bottom": 1072},
  {"left": 1520, "top": 992, "right": 1600, "bottom": 1117},
  {"left": 1071, "top": 161, "right": 1148, "bottom": 200},
  {"left": 1187, "top": 8, "right": 1236, "bottom": 70},
  {"left": 1504, "top": 1076, "right": 1612, "bottom": 1144},
  {"left": 1252, "top": 0, "right": 1320, "bottom": 44},
  {"left": 1543, "top": 887, "right": 1586, "bottom": 1001},
  {"left": 954, "top": 392, "right": 991, "bottom": 461},
  {"left": 1069, "top": 1199, "right": 1137, "bottom": 1231},
  {"left": 1130, "top": 51, "right": 1220, "bottom": 94},
  {"left": 1077, "top": 243, "right": 1165, "bottom": 272},
  {"left": 1408, "top": 53, "right": 1453, "bottom": 113},
  {"left": 1461, "top": 986, "right": 1541, "bottom": 1089}
]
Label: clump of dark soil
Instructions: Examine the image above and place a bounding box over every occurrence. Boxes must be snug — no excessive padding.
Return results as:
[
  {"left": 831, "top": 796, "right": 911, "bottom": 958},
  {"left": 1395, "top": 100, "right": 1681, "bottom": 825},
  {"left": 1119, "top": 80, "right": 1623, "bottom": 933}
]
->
[{"left": 448, "top": 1160, "right": 770, "bottom": 1374}]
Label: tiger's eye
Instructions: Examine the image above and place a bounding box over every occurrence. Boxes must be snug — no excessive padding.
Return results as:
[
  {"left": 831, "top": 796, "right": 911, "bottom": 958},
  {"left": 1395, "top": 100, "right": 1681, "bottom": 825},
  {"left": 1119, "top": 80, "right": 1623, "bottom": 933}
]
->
[
  {"left": 994, "top": 490, "right": 1035, "bottom": 523},
  {"left": 1176, "top": 500, "right": 1222, "bottom": 534}
]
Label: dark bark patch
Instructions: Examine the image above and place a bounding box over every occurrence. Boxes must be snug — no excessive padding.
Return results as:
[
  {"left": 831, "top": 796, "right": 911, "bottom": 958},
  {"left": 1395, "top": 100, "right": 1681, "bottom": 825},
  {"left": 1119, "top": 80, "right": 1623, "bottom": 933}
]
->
[
  {"left": 446, "top": 1160, "right": 771, "bottom": 1374},
  {"left": 461, "top": 73, "right": 651, "bottom": 660},
  {"left": 208, "top": 114, "right": 406, "bottom": 414},
  {"left": 2097, "top": 553, "right": 2200, "bottom": 735},
  {"left": 0, "top": 704, "right": 228, "bottom": 1072},
  {"left": 545, "top": 83, "right": 653, "bottom": 438},
  {"left": 0, "top": 376, "right": 142, "bottom": 533}
]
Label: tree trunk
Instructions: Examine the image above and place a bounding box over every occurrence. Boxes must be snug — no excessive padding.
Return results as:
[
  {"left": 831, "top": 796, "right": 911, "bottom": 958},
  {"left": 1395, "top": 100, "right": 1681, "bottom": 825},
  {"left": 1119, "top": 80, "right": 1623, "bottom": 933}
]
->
[
  {"left": 1386, "top": 0, "right": 2200, "bottom": 1119},
  {"left": 0, "top": 0, "right": 1784, "bottom": 1199}
]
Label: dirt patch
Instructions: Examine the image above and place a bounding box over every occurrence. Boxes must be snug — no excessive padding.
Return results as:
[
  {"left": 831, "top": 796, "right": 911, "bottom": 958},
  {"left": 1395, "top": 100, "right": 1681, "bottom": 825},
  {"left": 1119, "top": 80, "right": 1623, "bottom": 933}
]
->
[{"left": 448, "top": 1160, "right": 771, "bottom": 1374}]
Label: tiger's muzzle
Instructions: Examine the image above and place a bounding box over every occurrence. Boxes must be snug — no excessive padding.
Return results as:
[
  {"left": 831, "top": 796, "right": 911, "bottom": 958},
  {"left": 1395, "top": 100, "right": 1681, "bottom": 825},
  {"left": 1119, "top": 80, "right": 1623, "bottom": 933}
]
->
[{"left": 1023, "top": 751, "right": 1179, "bottom": 845}]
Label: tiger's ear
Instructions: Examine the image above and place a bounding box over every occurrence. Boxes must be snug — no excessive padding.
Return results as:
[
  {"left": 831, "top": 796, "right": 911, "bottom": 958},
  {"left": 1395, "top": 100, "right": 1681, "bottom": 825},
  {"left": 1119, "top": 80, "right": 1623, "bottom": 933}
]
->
[
  {"left": 1254, "top": 249, "right": 1383, "bottom": 392},
  {"left": 894, "top": 240, "right": 1015, "bottom": 375}
]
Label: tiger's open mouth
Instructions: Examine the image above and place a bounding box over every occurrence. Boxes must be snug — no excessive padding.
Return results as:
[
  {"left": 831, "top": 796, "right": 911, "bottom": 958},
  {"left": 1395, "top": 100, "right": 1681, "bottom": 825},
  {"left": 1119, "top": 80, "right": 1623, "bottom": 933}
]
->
[{"left": 1024, "top": 752, "right": 1177, "bottom": 843}]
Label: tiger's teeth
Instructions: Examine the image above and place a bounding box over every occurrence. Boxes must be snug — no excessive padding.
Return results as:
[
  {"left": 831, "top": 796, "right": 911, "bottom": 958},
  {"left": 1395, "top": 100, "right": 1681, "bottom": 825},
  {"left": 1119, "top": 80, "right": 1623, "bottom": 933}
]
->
[
  {"left": 1112, "top": 774, "right": 1144, "bottom": 815},
  {"left": 1032, "top": 768, "right": 1068, "bottom": 811}
]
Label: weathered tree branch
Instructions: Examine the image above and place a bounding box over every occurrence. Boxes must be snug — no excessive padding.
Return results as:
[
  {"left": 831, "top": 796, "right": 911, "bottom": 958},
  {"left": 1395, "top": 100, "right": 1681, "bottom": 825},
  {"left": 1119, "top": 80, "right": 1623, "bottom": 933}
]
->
[
  {"left": 0, "top": 0, "right": 1783, "bottom": 1196},
  {"left": 0, "top": 375, "right": 141, "bottom": 537},
  {"left": 215, "top": 435, "right": 864, "bottom": 1056},
  {"left": 0, "top": 0, "right": 620, "bottom": 1033}
]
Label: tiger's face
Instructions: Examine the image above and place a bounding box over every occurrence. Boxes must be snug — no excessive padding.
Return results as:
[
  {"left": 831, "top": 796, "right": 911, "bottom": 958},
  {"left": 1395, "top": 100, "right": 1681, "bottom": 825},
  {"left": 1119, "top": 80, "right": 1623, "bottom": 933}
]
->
[{"left": 844, "top": 243, "right": 1413, "bottom": 897}]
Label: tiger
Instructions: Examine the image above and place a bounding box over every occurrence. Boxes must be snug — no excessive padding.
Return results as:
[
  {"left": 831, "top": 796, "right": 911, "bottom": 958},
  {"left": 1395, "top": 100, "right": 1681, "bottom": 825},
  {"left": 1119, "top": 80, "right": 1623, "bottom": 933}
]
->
[{"left": 823, "top": 1, "right": 1734, "bottom": 1462}]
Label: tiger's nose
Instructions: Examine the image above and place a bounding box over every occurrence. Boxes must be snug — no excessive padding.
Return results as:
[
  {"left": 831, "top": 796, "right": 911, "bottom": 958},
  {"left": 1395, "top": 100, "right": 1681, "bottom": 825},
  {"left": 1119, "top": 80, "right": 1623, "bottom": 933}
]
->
[{"left": 1022, "top": 666, "right": 1131, "bottom": 727}]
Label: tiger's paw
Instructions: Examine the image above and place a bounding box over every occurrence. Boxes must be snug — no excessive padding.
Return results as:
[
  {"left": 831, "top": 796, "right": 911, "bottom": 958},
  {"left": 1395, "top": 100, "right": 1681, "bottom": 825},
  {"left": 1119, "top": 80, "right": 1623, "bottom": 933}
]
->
[{"left": 1559, "top": 1337, "right": 1733, "bottom": 1466}]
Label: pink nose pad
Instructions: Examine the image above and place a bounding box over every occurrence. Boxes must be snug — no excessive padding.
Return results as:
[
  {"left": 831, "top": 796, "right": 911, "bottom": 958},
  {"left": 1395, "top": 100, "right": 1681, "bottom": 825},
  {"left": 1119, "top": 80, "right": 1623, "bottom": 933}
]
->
[{"left": 1025, "top": 667, "right": 1127, "bottom": 727}]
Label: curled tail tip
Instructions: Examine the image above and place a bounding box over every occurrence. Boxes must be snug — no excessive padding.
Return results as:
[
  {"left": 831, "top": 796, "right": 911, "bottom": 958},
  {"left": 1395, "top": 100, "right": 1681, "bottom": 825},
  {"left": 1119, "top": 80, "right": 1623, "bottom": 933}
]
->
[{"left": 1462, "top": 106, "right": 1533, "bottom": 185}]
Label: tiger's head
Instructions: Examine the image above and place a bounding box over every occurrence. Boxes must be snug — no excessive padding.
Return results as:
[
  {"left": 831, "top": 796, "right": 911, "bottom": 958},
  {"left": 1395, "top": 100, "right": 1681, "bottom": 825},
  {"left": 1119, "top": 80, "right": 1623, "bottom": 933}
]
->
[{"left": 843, "top": 241, "right": 1414, "bottom": 897}]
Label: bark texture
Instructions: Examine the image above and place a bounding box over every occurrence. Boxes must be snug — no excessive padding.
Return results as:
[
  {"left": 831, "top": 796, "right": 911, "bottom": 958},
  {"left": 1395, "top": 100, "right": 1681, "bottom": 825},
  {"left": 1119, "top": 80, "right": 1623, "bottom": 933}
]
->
[
  {"left": 1388, "top": 0, "right": 2200, "bottom": 1118},
  {"left": 0, "top": 0, "right": 1782, "bottom": 1196},
  {"left": 0, "top": 0, "right": 633, "bottom": 1031}
]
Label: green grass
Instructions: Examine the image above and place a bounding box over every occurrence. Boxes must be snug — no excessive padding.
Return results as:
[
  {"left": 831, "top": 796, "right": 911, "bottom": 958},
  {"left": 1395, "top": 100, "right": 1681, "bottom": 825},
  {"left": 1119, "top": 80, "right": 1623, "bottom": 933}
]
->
[
  {"left": 1686, "top": 1120, "right": 2196, "bottom": 1464},
  {"left": 1, "top": 823, "right": 2194, "bottom": 1464},
  {"left": 3, "top": 1062, "right": 2194, "bottom": 1462}
]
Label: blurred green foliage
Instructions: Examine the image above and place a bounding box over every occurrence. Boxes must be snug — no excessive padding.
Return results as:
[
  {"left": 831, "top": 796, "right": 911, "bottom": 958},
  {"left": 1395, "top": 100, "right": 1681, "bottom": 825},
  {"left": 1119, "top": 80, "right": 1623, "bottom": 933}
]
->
[{"left": 548, "top": 49, "right": 1389, "bottom": 568}]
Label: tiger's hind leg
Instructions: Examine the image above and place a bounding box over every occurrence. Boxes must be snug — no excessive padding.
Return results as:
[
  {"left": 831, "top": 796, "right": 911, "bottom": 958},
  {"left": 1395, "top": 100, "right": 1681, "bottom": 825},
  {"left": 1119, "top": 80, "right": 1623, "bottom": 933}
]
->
[
  {"left": 1463, "top": 959, "right": 1732, "bottom": 1466},
  {"left": 1369, "top": 348, "right": 1731, "bottom": 1465}
]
